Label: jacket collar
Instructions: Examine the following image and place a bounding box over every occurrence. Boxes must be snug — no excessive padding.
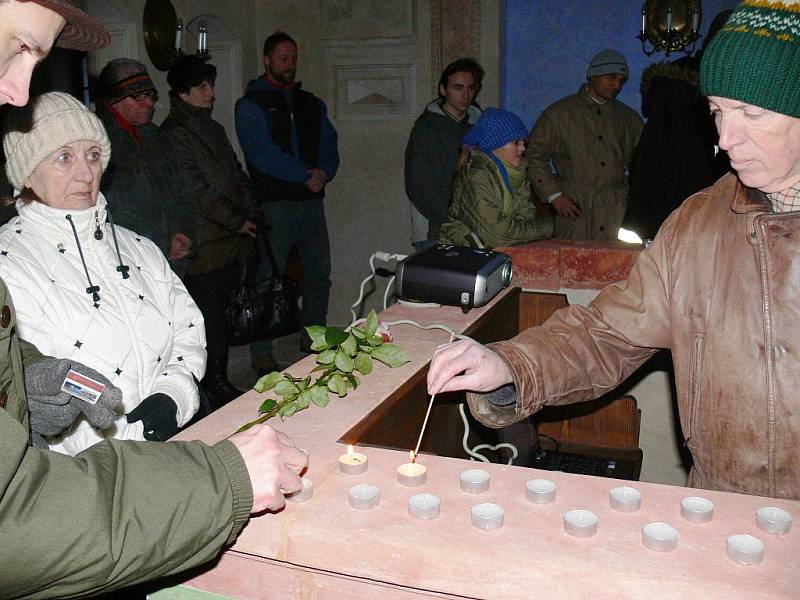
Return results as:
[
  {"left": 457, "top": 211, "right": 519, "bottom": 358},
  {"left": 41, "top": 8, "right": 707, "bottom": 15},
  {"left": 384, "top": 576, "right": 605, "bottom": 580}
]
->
[
  {"left": 169, "top": 94, "right": 212, "bottom": 122},
  {"left": 425, "top": 99, "right": 482, "bottom": 124},
  {"left": 727, "top": 174, "right": 772, "bottom": 214},
  {"left": 17, "top": 193, "right": 109, "bottom": 243}
]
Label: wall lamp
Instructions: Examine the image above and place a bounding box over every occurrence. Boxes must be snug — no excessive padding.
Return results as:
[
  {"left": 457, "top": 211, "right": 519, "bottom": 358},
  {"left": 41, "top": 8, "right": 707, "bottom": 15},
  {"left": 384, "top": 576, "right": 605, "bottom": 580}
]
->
[
  {"left": 637, "top": 0, "right": 702, "bottom": 56},
  {"left": 143, "top": 0, "right": 211, "bottom": 71}
]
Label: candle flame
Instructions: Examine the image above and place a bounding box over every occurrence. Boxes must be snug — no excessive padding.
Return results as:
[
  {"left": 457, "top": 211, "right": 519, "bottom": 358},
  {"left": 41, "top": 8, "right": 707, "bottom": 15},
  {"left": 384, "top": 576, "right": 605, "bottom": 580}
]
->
[
  {"left": 347, "top": 445, "right": 354, "bottom": 456},
  {"left": 410, "top": 450, "right": 416, "bottom": 464}
]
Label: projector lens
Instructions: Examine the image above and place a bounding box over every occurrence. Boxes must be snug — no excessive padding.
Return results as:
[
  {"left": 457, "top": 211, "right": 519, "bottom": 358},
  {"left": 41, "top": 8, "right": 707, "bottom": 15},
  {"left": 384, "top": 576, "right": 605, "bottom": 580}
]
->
[{"left": 502, "top": 262, "right": 513, "bottom": 286}]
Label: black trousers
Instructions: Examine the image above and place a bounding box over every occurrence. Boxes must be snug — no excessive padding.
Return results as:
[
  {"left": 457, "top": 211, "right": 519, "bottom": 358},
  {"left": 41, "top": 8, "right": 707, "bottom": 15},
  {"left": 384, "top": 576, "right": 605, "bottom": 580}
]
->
[{"left": 183, "top": 263, "right": 241, "bottom": 360}]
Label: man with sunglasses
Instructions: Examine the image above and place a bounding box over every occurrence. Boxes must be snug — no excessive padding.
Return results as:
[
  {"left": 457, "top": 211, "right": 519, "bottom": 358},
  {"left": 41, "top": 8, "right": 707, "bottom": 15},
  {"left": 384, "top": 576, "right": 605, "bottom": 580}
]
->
[{"left": 95, "top": 58, "right": 197, "bottom": 276}]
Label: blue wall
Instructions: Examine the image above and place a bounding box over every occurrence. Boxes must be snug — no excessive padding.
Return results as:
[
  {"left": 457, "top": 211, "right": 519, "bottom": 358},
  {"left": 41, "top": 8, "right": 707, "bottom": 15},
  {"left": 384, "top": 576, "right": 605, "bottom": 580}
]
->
[{"left": 503, "top": 0, "right": 739, "bottom": 127}]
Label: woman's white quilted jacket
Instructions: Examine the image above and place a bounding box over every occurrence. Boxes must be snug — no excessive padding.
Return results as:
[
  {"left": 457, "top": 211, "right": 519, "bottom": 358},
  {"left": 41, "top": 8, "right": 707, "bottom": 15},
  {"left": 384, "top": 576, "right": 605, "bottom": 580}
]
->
[{"left": 0, "top": 194, "right": 206, "bottom": 455}]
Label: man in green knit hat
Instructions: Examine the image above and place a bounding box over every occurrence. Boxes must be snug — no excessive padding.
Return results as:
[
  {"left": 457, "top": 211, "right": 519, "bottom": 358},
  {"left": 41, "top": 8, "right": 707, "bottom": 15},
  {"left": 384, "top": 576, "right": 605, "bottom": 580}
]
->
[{"left": 427, "top": 0, "right": 800, "bottom": 500}]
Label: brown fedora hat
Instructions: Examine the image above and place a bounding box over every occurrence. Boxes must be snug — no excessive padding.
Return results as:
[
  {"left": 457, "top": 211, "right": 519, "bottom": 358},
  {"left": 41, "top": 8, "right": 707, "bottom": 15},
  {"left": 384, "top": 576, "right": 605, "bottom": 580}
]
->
[{"left": 26, "top": 0, "right": 110, "bottom": 51}]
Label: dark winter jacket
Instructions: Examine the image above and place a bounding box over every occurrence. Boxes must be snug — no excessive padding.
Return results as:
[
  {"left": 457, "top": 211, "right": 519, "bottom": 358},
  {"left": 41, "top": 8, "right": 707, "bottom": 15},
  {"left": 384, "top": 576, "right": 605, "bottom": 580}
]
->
[
  {"left": 405, "top": 100, "right": 481, "bottom": 240},
  {"left": 97, "top": 104, "right": 198, "bottom": 274},
  {"left": 623, "top": 58, "right": 730, "bottom": 240},
  {"left": 161, "top": 96, "right": 260, "bottom": 275},
  {"left": 235, "top": 76, "right": 339, "bottom": 203}
]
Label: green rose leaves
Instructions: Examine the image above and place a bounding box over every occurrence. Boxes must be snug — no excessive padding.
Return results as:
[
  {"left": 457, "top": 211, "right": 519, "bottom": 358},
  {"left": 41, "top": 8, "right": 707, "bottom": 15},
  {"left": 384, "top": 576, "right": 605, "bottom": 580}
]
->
[{"left": 238, "top": 310, "right": 408, "bottom": 431}]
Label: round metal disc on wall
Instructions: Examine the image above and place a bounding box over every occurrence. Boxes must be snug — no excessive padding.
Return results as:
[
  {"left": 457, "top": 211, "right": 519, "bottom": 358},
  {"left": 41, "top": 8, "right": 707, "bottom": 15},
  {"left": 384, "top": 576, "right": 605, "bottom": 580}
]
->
[{"left": 143, "top": 0, "right": 179, "bottom": 71}]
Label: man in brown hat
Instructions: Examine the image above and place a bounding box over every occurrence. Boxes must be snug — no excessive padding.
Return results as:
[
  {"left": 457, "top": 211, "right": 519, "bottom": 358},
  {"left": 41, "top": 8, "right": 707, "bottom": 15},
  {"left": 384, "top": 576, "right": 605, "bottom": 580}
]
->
[
  {"left": 0, "top": 2, "right": 309, "bottom": 597},
  {"left": 0, "top": 0, "right": 109, "bottom": 106}
]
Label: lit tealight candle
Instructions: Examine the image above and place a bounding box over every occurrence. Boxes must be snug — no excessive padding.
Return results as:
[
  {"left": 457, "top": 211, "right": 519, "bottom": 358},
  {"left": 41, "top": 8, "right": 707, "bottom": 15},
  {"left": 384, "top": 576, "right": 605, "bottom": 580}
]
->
[
  {"left": 471, "top": 503, "right": 504, "bottom": 530},
  {"left": 727, "top": 534, "right": 764, "bottom": 565},
  {"left": 526, "top": 478, "right": 556, "bottom": 504},
  {"left": 756, "top": 506, "right": 793, "bottom": 534},
  {"left": 681, "top": 496, "right": 714, "bottom": 523},
  {"left": 348, "top": 483, "right": 380, "bottom": 510},
  {"left": 408, "top": 493, "right": 441, "bottom": 520},
  {"left": 397, "top": 451, "right": 427, "bottom": 486},
  {"left": 609, "top": 486, "right": 642, "bottom": 513},
  {"left": 459, "top": 468, "right": 491, "bottom": 493},
  {"left": 642, "top": 522, "right": 679, "bottom": 552},
  {"left": 339, "top": 445, "right": 368, "bottom": 475},
  {"left": 285, "top": 476, "right": 313, "bottom": 503},
  {"left": 563, "top": 510, "right": 598, "bottom": 538}
]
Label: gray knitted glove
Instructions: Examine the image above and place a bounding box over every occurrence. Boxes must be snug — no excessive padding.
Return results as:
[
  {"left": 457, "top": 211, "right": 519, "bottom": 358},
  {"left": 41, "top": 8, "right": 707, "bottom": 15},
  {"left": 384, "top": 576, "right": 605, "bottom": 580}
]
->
[{"left": 25, "top": 358, "right": 122, "bottom": 441}]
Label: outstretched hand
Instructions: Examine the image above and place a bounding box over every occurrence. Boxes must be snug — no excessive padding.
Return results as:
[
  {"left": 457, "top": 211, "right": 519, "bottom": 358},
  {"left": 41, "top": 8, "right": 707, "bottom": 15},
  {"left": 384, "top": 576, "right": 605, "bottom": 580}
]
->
[
  {"left": 229, "top": 424, "right": 308, "bottom": 513},
  {"left": 426, "top": 338, "right": 513, "bottom": 396}
]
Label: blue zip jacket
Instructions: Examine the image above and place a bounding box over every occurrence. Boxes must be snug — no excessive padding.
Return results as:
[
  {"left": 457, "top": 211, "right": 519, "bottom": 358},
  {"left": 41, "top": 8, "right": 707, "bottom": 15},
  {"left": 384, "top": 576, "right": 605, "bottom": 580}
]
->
[{"left": 235, "top": 76, "right": 339, "bottom": 185}]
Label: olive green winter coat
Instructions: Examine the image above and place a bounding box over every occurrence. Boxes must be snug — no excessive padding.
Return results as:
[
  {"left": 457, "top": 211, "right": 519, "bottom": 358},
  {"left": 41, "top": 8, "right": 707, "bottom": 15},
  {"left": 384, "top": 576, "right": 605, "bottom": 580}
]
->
[
  {"left": 526, "top": 85, "right": 642, "bottom": 241},
  {"left": 0, "top": 278, "right": 253, "bottom": 599},
  {"left": 438, "top": 150, "right": 553, "bottom": 248}
]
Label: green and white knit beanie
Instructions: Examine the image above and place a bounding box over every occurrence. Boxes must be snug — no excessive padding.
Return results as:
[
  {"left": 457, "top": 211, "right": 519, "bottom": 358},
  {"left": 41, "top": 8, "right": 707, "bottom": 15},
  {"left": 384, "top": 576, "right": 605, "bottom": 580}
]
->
[
  {"left": 700, "top": 1, "right": 800, "bottom": 117},
  {"left": 3, "top": 92, "right": 111, "bottom": 190}
]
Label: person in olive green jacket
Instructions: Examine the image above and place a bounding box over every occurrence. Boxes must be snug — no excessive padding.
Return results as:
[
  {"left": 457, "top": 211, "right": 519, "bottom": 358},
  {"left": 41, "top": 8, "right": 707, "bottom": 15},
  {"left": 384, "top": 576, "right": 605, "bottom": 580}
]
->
[
  {"left": 525, "top": 49, "right": 642, "bottom": 241},
  {"left": 439, "top": 107, "right": 553, "bottom": 248},
  {"left": 0, "top": 3, "right": 306, "bottom": 598}
]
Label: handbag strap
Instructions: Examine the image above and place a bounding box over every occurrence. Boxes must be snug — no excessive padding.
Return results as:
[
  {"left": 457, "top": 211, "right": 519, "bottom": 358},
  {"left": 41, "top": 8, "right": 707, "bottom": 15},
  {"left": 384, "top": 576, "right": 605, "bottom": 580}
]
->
[{"left": 259, "top": 227, "right": 281, "bottom": 277}]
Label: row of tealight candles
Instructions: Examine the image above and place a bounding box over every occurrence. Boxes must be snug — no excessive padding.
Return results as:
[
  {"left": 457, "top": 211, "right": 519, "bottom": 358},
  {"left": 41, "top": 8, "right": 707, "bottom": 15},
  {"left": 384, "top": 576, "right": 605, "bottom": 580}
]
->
[{"left": 287, "top": 446, "right": 794, "bottom": 566}]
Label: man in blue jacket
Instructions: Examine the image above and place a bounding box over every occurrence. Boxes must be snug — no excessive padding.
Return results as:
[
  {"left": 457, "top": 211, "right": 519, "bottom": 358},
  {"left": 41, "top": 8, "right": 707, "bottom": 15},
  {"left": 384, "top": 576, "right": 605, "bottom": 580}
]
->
[{"left": 236, "top": 31, "right": 340, "bottom": 359}]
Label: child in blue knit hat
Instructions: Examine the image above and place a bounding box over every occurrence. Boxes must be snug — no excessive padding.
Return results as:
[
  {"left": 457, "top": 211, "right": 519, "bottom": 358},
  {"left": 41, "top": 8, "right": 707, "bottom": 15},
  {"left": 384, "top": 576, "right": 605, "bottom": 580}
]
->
[{"left": 438, "top": 107, "right": 553, "bottom": 248}]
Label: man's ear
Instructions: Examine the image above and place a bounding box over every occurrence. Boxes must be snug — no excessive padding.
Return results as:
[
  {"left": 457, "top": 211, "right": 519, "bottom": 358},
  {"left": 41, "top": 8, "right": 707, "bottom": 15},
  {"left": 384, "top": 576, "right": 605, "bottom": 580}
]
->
[
  {"left": 438, "top": 83, "right": 446, "bottom": 98},
  {"left": 262, "top": 54, "right": 270, "bottom": 71}
]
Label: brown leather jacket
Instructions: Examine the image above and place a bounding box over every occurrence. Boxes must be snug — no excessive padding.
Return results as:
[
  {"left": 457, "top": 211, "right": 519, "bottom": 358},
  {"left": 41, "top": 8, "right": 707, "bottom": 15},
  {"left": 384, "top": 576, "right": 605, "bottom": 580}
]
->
[{"left": 468, "top": 173, "right": 799, "bottom": 499}]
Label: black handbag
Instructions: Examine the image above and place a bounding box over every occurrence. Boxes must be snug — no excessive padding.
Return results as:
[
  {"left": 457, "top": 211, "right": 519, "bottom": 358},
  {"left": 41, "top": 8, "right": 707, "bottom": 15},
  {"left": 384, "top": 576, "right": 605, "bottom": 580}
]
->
[{"left": 225, "top": 235, "right": 300, "bottom": 346}]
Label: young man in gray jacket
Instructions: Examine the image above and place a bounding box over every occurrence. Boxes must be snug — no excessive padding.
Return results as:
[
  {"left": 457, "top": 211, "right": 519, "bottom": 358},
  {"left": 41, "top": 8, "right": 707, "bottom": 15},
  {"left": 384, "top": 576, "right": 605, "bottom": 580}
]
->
[{"left": 404, "top": 58, "right": 483, "bottom": 251}]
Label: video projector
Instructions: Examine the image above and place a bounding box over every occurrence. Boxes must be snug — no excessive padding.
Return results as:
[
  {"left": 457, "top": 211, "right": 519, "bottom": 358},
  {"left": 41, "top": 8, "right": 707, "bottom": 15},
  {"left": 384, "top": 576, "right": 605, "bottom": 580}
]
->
[{"left": 395, "top": 245, "right": 513, "bottom": 313}]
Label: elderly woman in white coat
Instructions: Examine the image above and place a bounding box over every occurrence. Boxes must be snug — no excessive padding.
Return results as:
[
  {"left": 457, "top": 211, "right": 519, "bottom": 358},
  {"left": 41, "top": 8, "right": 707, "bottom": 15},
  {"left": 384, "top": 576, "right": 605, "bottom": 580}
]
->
[{"left": 0, "top": 92, "right": 206, "bottom": 455}]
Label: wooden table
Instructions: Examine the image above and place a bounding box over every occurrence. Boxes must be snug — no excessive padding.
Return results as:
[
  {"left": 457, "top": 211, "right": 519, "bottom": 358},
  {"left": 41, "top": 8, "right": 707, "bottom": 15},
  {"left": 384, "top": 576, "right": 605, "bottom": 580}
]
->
[{"left": 169, "top": 288, "right": 798, "bottom": 599}]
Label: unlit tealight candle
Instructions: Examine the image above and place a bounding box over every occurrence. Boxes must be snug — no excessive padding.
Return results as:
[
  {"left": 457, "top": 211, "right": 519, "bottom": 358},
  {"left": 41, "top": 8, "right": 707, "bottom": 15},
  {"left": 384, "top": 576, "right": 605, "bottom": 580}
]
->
[
  {"left": 348, "top": 483, "right": 380, "bottom": 510},
  {"left": 408, "top": 493, "right": 441, "bottom": 520},
  {"left": 756, "top": 506, "right": 792, "bottom": 534},
  {"left": 285, "top": 477, "right": 313, "bottom": 502},
  {"left": 526, "top": 478, "right": 556, "bottom": 504},
  {"left": 681, "top": 496, "right": 714, "bottom": 523},
  {"left": 564, "top": 510, "right": 598, "bottom": 538},
  {"left": 609, "top": 486, "right": 641, "bottom": 512},
  {"left": 642, "top": 522, "right": 678, "bottom": 552},
  {"left": 459, "top": 469, "right": 491, "bottom": 493},
  {"left": 727, "top": 534, "right": 764, "bottom": 565},
  {"left": 471, "top": 502, "right": 504, "bottom": 529}
]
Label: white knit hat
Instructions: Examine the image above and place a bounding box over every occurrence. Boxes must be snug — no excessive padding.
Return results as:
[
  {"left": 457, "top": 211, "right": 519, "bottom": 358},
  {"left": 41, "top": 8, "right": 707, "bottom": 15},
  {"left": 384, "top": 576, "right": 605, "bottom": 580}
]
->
[{"left": 3, "top": 92, "right": 111, "bottom": 190}]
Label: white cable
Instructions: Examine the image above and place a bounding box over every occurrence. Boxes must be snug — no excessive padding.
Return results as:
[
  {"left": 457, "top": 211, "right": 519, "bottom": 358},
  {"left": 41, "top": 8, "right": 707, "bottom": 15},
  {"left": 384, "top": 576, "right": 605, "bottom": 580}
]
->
[
  {"left": 383, "top": 275, "right": 396, "bottom": 310},
  {"left": 459, "top": 403, "right": 518, "bottom": 465},
  {"left": 349, "top": 252, "right": 408, "bottom": 326},
  {"left": 397, "top": 298, "right": 441, "bottom": 309}
]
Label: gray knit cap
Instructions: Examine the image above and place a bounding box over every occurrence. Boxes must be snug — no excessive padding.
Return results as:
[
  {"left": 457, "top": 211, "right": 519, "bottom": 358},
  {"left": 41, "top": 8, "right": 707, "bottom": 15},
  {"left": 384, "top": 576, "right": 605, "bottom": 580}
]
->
[
  {"left": 586, "top": 49, "right": 629, "bottom": 80},
  {"left": 3, "top": 92, "right": 111, "bottom": 190}
]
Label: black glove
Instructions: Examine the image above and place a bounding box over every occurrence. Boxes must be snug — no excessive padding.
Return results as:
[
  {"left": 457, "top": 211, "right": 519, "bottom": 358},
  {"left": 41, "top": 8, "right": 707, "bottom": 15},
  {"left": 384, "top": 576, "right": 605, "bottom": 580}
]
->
[
  {"left": 25, "top": 358, "right": 122, "bottom": 442},
  {"left": 126, "top": 393, "right": 178, "bottom": 441}
]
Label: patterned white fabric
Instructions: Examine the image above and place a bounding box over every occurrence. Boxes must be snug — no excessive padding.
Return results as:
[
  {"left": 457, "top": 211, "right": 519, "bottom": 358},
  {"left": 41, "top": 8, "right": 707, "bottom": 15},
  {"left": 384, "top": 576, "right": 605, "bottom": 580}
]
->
[{"left": 0, "top": 193, "right": 206, "bottom": 455}]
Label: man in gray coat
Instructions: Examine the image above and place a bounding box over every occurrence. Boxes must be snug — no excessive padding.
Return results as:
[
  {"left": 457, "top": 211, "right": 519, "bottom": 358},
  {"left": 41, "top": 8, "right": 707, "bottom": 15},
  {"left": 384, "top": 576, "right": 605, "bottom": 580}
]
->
[
  {"left": 404, "top": 58, "right": 483, "bottom": 250},
  {"left": 526, "top": 49, "right": 642, "bottom": 241}
]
